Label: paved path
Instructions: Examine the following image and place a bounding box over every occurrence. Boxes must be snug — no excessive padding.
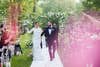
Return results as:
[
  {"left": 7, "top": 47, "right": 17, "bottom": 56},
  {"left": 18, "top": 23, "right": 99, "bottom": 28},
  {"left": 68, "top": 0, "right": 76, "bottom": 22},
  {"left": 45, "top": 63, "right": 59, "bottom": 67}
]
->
[{"left": 30, "top": 47, "right": 63, "bottom": 67}]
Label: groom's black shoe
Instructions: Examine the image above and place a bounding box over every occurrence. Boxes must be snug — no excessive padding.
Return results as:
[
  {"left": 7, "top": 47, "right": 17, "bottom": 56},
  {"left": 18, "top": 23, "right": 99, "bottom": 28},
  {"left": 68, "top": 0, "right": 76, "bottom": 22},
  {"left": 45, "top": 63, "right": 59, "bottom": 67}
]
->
[
  {"left": 50, "top": 58, "right": 53, "bottom": 61},
  {"left": 53, "top": 53, "right": 55, "bottom": 59},
  {"left": 50, "top": 57, "right": 54, "bottom": 61}
]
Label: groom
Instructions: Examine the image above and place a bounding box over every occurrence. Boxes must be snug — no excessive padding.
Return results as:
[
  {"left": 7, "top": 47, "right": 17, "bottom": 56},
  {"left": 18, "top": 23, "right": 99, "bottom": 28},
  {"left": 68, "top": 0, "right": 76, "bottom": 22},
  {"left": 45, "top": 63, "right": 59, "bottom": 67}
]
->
[{"left": 41, "top": 21, "right": 57, "bottom": 61}]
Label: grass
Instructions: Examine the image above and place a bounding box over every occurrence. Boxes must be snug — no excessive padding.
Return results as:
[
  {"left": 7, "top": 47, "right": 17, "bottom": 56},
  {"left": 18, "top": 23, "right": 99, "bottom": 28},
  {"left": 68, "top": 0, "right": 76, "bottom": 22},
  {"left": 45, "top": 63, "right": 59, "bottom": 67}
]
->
[{"left": 11, "top": 33, "right": 32, "bottom": 67}]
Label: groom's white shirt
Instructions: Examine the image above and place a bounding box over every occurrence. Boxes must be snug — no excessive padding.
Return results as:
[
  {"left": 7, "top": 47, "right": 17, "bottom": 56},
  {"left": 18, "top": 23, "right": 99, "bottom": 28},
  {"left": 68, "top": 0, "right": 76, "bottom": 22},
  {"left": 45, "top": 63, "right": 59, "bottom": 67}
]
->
[{"left": 48, "top": 29, "right": 52, "bottom": 35}]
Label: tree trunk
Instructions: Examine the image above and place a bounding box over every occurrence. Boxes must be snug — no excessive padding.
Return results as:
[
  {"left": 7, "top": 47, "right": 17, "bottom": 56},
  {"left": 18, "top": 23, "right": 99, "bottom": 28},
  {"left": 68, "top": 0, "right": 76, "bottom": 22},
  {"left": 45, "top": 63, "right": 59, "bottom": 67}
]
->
[{"left": 7, "top": 2, "right": 20, "bottom": 42}]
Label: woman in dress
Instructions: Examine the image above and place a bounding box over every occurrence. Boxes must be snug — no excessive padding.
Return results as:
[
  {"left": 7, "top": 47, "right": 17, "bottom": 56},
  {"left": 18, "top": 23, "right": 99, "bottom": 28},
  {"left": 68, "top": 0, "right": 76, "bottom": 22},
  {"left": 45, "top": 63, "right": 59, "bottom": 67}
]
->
[{"left": 28, "top": 22, "right": 43, "bottom": 61}]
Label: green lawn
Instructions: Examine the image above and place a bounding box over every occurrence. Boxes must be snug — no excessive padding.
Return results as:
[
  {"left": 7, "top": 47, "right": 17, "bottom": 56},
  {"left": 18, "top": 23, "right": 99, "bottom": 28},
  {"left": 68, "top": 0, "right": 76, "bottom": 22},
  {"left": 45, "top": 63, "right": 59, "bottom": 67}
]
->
[{"left": 11, "top": 33, "right": 32, "bottom": 67}]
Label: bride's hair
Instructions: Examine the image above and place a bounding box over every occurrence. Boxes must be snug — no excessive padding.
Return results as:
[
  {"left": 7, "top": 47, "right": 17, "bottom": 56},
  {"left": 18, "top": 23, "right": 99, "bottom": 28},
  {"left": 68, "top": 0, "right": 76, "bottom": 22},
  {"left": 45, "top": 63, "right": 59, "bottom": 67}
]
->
[
  {"left": 34, "top": 22, "right": 38, "bottom": 24},
  {"left": 34, "top": 22, "right": 40, "bottom": 27},
  {"left": 32, "top": 22, "right": 38, "bottom": 26}
]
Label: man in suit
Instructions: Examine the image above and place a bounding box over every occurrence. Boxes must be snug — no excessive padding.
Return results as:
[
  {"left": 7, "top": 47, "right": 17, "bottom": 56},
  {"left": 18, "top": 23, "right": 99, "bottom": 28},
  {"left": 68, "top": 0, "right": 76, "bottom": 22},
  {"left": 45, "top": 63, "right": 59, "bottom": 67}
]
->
[{"left": 41, "top": 22, "right": 57, "bottom": 61}]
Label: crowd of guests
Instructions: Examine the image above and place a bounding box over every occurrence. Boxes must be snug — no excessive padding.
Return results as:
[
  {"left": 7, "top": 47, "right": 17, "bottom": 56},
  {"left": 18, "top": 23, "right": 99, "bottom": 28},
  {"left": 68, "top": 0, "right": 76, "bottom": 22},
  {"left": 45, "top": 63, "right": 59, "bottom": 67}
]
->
[{"left": 0, "top": 23, "right": 22, "bottom": 67}]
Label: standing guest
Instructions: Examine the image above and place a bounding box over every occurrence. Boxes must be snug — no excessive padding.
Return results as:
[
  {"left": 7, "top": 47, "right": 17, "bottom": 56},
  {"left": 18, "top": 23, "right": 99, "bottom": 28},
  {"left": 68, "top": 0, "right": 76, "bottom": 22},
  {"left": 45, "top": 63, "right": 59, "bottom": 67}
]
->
[
  {"left": 0, "top": 24, "right": 4, "bottom": 67},
  {"left": 0, "top": 24, "right": 4, "bottom": 48},
  {"left": 0, "top": 24, "right": 11, "bottom": 67},
  {"left": 14, "top": 38, "right": 23, "bottom": 55},
  {"left": 0, "top": 26, "right": 9, "bottom": 46}
]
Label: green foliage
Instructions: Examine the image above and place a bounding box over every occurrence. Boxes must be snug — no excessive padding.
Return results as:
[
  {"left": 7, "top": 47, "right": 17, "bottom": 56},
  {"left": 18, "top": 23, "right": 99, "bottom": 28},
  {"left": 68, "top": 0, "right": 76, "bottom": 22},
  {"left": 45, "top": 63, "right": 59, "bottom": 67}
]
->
[
  {"left": 0, "top": 0, "right": 9, "bottom": 21},
  {"left": 19, "top": 0, "right": 43, "bottom": 29},
  {"left": 42, "top": 12, "right": 67, "bottom": 26},
  {"left": 35, "top": 0, "right": 84, "bottom": 28},
  {"left": 0, "top": 0, "right": 84, "bottom": 28},
  {"left": 0, "top": 0, "right": 35, "bottom": 23},
  {"left": 82, "top": 0, "right": 100, "bottom": 10},
  {"left": 19, "top": 0, "right": 34, "bottom": 21}
]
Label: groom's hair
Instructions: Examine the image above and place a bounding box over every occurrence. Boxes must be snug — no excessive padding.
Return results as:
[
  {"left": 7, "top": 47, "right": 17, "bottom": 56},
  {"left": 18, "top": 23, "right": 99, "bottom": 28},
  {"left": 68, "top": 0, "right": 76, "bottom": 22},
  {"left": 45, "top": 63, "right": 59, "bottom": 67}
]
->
[{"left": 49, "top": 21, "right": 54, "bottom": 25}]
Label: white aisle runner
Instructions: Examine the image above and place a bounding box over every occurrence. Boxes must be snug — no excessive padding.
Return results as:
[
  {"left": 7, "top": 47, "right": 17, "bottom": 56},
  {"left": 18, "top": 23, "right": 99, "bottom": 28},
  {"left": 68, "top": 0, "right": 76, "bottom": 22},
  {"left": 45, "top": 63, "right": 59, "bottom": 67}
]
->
[
  {"left": 30, "top": 36, "right": 63, "bottom": 67},
  {"left": 30, "top": 47, "right": 63, "bottom": 67}
]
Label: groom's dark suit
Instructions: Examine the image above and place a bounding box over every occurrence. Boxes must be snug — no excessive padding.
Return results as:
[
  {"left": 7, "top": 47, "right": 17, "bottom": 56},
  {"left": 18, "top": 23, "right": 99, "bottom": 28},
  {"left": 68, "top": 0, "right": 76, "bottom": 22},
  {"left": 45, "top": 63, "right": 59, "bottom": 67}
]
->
[{"left": 41, "top": 25, "right": 57, "bottom": 60}]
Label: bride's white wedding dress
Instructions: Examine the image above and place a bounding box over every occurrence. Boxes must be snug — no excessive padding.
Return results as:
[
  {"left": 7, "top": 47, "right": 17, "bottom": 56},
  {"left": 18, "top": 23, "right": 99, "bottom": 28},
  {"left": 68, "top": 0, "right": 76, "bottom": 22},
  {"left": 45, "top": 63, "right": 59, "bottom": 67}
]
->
[{"left": 28, "top": 27, "right": 43, "bottom": 61}]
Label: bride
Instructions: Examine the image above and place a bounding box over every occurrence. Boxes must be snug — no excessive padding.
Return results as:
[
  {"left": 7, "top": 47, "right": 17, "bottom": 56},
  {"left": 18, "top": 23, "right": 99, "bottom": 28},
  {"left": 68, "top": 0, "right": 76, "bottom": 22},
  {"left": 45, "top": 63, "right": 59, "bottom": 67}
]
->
[{"left": 28, "top": 22, "right": 43, "bottom": 61}]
